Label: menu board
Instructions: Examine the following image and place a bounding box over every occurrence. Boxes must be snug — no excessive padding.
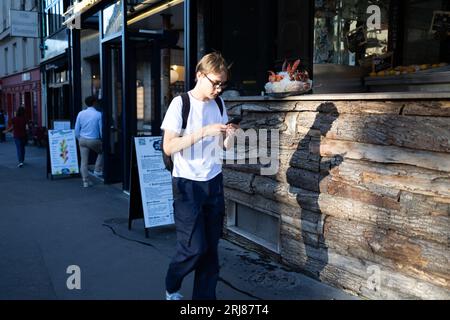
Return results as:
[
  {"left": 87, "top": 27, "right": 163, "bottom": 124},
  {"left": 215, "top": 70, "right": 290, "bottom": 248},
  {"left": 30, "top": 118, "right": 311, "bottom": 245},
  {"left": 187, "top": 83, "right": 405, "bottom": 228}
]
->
[
  {"left": 134, "top": 136, "right": 174, "bottom": 228},
  {"left": 48, "top": 130, "right": 79, "bottom": 175}
]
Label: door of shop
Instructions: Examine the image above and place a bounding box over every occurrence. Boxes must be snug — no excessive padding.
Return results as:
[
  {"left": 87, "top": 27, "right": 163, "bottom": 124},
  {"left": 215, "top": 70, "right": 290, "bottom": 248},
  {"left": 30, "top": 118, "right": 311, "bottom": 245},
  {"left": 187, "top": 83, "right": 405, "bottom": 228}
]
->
[
  {"left": 101, "top": 38, "right": 124, "bottom": 184},
  {"left": 46, "top": 85, "right": 70, "bottom": 127},
  {"left": 101, "top": 30, "right": 177, "bottom": 188}
]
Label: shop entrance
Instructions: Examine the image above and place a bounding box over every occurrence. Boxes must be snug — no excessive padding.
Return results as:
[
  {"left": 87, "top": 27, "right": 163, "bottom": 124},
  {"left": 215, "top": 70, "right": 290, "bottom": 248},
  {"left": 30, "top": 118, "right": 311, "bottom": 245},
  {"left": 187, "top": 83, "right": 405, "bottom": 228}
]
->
[
  {"left": 46, "top": 85, "right": 70, "bottom": 127},
  {"left": 101, "top": 30, "right": 179, "bottom": 188},
  {"left": 101, "top": 38, "right": 123, "bottom": 184}
]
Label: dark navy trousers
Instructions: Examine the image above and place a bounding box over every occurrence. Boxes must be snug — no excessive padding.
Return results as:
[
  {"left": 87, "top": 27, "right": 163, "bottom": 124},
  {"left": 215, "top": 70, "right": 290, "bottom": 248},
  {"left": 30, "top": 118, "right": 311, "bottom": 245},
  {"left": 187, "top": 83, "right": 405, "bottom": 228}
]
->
[
  {"left": 165, "top": 173, "right": 225, "bottom": 300},
  {"left": 14, "top": 137, "right": 26, "bottom": 163}
]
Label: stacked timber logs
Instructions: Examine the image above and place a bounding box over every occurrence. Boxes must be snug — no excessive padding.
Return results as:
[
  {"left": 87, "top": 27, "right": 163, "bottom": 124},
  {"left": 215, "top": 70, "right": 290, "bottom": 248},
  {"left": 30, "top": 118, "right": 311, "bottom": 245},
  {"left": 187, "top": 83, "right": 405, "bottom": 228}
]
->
[{"left": 222, "top": 99, "right": 450, "bottom": 299}]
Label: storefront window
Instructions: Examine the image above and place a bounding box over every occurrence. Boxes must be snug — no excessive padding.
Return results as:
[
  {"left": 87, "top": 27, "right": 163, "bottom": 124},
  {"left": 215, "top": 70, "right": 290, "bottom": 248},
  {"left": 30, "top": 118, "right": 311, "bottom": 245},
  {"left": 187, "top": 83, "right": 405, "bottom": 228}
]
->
[
  {"left": 402, "top": 0, "right": 449, "bottom": 66},
  {"left": 313, "top": 0, "right": 450, "bottom": 93},
  {"left": 43, "top": 0, "right": 66, "bottom": 37},
  {"left": 206, "top": 0, "right": 311, "bottom": 96},
  {"left": 209, "top": 0, "right": 448, "bottom": 96},
  {"left": 313, "top": 0, "right": 391, "bottom": 93},
  {"left": 102, "top": 0, "right": 123, "bottom": 38},
  {"left": 314, "top": 0, "right": 390, "bottom": 65}
]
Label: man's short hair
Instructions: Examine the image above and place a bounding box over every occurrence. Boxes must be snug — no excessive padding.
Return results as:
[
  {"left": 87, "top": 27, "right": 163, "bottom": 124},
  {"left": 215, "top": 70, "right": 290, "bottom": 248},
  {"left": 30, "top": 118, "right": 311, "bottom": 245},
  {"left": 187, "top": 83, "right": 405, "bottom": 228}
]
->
[
  {"left": 195, "top": 52, "right": 230, "bottom": 78},
  {"left": 85, "top": 95, "right": 98, "bottom": 106}
]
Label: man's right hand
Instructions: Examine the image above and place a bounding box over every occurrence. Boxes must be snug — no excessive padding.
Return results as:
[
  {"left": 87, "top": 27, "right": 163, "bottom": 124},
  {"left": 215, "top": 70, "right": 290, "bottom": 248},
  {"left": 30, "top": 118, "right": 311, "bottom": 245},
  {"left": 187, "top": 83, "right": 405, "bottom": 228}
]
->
[{"left": 203, "top": 124, "right": 227, "bottom": 137}]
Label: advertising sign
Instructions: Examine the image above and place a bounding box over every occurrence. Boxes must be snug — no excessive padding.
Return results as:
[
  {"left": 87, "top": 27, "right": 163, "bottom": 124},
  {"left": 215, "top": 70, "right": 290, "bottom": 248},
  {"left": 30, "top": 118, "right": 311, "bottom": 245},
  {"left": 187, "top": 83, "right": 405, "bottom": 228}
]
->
[
  {"left": 10, "top": 10, "right": 38, "bottom": 38},
  {"left": 48, "top": 130, "right": 79, "bottom": 176},
  {"left": 134, "top": 136, "right": 174, "bottom": 228}
]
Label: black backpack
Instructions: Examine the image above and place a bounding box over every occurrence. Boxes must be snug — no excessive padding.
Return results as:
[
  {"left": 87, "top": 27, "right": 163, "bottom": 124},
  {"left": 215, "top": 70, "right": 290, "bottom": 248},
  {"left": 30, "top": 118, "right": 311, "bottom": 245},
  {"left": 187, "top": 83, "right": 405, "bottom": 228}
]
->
[{"left": 162, "top": 93, "right": 224, "bottom": 172}]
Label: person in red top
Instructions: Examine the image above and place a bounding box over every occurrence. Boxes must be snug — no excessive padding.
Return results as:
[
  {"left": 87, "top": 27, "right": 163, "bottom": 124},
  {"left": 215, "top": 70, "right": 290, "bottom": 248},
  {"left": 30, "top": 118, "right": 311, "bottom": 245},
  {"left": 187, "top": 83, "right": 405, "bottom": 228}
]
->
[{"left": 3, "top": 107, "right": 27, "bottom": 167}]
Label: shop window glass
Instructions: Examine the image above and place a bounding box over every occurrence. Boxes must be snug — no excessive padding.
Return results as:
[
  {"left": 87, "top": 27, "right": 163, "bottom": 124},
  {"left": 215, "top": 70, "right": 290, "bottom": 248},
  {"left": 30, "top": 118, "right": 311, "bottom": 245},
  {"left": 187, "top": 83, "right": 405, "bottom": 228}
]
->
[
  {"left": 313, "top": 0, "right": 450, "bottom": 93},
  {"left": 103, "top": 0, "right": 123, "bottom": 38},
  {"left": 312, "top": 0, "right": 391, "bottom": 93},
  {"left": 211, "top": 0, "right": 449, "bottom": 96},
  {"left": 314, "top": 0, "right": 390, "bottom": 66},
  {"left": 206, "top": 0, "right": 312, "bottom": 97},
  {"left": 402, "top": 0, "right": 449, "bottom": 66}
]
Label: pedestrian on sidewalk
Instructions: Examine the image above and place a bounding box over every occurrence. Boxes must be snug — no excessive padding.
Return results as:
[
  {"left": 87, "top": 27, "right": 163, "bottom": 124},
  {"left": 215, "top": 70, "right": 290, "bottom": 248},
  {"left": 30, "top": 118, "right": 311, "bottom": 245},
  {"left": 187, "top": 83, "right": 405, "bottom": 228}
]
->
[
  {"left": 75, "top": 95, "right": 103, "bottom": 188},
  {"left": 2, "top": 107, "right": 27, "bottom": 167},
  {"left": 0, "top": 109, "right": 6, "bottom": 142},
  {"left": 161, "top": 52, "right": 239, "bottom": 300}
]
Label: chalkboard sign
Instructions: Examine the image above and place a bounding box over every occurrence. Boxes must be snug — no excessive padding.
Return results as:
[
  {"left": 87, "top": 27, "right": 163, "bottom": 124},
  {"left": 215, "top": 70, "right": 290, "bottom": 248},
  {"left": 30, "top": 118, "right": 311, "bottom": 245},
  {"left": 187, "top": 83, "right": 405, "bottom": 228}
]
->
[
  {"left": 430, "top": 11, "right": 450, "bottom": 35},
  {"left": 346, "top": 26, "right": 367, "bottom": 53},
  {"left": 372, "top": 52, "right": 394, "bottom": 73}
]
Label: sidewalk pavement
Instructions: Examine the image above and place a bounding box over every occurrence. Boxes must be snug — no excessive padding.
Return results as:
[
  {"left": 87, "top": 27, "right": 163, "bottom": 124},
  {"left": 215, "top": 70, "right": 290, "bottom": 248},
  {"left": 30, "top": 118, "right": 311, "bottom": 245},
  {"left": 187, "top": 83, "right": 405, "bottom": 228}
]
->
[{"left": 0, "top": 136, "right": 357, "bottom": 300}]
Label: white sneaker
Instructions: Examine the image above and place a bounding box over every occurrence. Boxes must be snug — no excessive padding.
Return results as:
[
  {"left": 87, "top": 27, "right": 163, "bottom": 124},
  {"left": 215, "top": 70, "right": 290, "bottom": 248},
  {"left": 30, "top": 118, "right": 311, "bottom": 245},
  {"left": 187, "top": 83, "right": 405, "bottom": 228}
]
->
[
  {"left": 93, "top": 171, "right": 103, "bottom": 178},
  {"left": 83, "top": 181, "right": 93, "bottom": 188},
  {"left": 166, "top": 291, "right": 183, "bottom": 300},
  {"left": 17, "top": 163, "right": 24, "bottom": 168}
]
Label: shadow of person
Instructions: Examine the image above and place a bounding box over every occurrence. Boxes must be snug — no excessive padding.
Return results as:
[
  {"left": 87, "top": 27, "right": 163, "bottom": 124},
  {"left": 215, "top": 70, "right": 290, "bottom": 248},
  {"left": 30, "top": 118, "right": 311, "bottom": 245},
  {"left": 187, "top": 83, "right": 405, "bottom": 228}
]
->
[{"left": 286, "top": 102, "right": 342, "bottom": 281}]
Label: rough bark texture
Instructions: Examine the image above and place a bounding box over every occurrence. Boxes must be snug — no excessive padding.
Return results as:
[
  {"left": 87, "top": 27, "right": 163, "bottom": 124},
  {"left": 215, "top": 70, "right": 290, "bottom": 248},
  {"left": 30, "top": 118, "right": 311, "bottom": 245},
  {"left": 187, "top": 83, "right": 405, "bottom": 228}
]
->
[{"left": 222, "top": 99, "right": 450, "bottom": 299}]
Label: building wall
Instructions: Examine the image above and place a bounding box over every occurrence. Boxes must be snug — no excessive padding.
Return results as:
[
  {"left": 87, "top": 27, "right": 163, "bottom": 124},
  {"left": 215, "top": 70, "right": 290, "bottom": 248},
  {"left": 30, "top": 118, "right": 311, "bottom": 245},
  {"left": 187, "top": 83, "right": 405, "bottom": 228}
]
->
[
  {"left": 0, "top": 0, "right": 41, "bottom": 124},
  {"left": 0, "top": 0, "right": 40, "bottom": 77},
  {"left": 1, "top": 68, "right": 41, "bottom": 125},
  {"left": 222, "top": 97, "right": 450, "bottom": 299}
]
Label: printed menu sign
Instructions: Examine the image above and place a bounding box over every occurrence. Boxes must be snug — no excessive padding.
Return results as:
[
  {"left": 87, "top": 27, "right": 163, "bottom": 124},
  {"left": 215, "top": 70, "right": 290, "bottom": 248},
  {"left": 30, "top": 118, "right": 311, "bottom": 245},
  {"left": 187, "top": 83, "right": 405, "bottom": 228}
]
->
[
  {"left": 48, "top": 130, "right": 79, "bottom": 175},
  {"left": 134, "top": 136, "right": 174, "bottom": 228}
]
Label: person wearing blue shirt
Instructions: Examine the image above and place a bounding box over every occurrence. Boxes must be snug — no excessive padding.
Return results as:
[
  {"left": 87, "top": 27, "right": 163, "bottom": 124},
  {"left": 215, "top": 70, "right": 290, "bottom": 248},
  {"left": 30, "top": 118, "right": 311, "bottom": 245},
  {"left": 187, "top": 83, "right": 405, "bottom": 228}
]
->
[{"left": 75, "top": 96, "right": 103, "bottom": 187}]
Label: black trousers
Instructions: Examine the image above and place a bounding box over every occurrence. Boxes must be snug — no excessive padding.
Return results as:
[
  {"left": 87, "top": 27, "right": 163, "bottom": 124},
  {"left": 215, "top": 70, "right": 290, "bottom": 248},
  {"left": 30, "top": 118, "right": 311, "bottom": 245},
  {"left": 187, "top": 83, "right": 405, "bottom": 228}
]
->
[{"left": 165, "top": 173, "right": 225, "bottom": 300}]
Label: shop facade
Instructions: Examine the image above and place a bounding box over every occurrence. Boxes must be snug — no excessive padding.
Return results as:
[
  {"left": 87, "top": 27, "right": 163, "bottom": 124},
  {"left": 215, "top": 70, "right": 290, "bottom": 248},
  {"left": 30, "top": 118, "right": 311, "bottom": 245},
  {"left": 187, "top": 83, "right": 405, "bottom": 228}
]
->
[
  {"left": 1, "top": 68, "right": 42, "bottom": 126},
  {"left": 62, "top": 0, "right": 184, "bottom": 189},
  {"left": 0, "top": 0, "right": 42, "bottom": 125},
  {"left": 40, "top": 0, "right": 72, "bottom": 129},
  {"left": 216, "top": 0, "right": 449, "bottom": 299},
  {"left": 60, "top": 0, "right": 449, "bottom": 299}
]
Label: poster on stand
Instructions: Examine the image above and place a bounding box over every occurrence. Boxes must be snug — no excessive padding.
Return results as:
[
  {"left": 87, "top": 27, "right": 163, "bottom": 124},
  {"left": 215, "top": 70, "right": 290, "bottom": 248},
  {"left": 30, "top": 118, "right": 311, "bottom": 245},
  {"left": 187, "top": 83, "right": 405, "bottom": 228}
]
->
[
  {"left": 48, "top": 129, "right": 79, "bottom": 175},
  {"left": 134, "top": 136, "right": 174, "bottom": 228}
]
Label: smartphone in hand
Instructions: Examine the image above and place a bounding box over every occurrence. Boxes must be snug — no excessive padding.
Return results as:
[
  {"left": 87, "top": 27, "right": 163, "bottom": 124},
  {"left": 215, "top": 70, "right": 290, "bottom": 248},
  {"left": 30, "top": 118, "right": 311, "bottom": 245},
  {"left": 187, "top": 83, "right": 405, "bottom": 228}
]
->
[{"left": 226, "top": 116, "right": 242, "bottom": 125}]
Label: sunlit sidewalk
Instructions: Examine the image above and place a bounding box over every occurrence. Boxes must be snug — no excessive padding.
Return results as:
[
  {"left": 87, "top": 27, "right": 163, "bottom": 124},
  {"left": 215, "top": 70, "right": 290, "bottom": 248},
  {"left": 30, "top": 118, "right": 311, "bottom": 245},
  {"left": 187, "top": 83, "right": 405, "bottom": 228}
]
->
[{"left": 0, "top": 136, "right": 356, "bottom": 300}]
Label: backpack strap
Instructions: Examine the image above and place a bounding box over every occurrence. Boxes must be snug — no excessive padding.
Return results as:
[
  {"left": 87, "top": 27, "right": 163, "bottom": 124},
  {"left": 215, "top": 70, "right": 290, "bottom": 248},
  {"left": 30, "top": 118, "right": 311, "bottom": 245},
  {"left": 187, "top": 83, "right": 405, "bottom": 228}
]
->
[
  {"left": 180, "top": 93, "right": 190, "bottom": 130},
  {"left": 179, "top": 93, "right": 223, "bottom": 132},
  {"left": 214, "top": 96, "right": 224, "bottom": 116}
]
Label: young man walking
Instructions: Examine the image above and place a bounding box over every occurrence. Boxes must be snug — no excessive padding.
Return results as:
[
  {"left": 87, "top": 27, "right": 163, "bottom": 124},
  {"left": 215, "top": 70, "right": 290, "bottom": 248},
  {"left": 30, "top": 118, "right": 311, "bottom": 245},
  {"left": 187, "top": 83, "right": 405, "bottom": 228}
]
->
[
  {"left": 161, "top": 52, "right": 238, "bottom": 300},
  {"left": 75, "top": 96, "right": 103, "bottom": 187}
]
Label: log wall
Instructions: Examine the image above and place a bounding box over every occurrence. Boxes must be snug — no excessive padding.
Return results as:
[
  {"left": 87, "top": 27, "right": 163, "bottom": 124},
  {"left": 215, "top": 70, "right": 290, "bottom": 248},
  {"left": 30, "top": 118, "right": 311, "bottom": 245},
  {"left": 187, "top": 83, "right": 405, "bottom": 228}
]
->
[{"left": 222, "top": 97, "right": 450, "bottom": 299}]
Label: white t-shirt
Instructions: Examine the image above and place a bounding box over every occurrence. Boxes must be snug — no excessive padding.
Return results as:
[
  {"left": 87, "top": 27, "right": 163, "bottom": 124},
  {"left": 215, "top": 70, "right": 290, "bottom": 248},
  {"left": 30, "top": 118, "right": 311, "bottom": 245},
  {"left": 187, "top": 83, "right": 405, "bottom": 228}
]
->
[{"left": 161, "top": 92, "right": 229, "bottom": 181}]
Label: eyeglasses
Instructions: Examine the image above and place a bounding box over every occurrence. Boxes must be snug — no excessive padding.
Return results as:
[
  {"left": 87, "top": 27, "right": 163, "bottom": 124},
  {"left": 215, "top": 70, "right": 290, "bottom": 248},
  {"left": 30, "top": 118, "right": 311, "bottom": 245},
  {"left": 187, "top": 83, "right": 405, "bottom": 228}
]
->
[{"left": 204, "top": 74, "right": 227, "bottom": 90}]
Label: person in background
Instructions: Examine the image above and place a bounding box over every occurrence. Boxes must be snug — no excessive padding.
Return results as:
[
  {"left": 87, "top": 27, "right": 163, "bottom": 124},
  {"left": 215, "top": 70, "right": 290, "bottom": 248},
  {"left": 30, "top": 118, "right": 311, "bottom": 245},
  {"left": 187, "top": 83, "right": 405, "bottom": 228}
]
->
[
  {"left": 161, "top": 52, "right": 238, "bottom": 300},
  {"left": 74, "top": 95, "right": 103, "bottom": 188},
  {"left": 3, "top": 107, "right": 27, "bottom": 167},
  {"left": 0, "top": 109, "right": 6, "bottom": 142}
]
